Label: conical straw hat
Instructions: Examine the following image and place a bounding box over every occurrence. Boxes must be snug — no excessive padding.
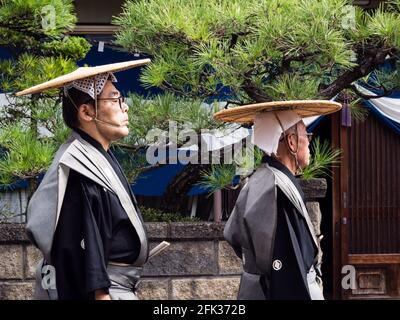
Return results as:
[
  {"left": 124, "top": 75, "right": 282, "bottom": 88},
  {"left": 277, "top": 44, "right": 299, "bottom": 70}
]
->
[
  {"left": 213, "top": 100, "right": 342, "bottom": 124},
  {"left": 16, "top": 59, "right": 151, "bottom": 96}
]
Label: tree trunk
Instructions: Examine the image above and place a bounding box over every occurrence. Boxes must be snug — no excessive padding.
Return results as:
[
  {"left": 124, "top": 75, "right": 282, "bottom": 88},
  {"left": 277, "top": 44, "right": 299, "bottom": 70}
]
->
[
  {"left": 26, "top": 177, "right": 38, "bottom": 207},
  {"left": 162, "top": 163, "right": 210, "bottom": 213}
]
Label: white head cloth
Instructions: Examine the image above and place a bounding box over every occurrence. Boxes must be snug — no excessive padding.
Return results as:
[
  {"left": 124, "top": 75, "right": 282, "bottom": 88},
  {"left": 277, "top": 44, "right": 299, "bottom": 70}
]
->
[
  {"left": 252, "top": 110, "right": 302, "bottom": 155},
  {"left": 64, "top": 72, "right": 117, "bottom": 99}
]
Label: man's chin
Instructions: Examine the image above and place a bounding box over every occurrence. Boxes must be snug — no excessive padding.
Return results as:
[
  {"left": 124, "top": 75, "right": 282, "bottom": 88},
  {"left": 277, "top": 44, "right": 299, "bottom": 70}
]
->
[
  {"left": 113, "top": 127, "right": 129, "bottom": 140},
  {"left": 121, "top": 127, "right": 129, "bottom": 136},
  {"left": 301, "top": 161, "right": 310, "bottom": 169}
]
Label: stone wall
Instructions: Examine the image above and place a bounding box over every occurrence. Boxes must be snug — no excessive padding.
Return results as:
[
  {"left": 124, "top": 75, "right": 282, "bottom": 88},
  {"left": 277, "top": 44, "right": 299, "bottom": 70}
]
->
[
  {"left": 139, "top": 222, "right": 243, "bottom": 300},
  {"left": 0, "top": 222, "right": 243, "bottom": 300},
  {"left": 0, "top": 178, "right": 326, "bottom": 300}
]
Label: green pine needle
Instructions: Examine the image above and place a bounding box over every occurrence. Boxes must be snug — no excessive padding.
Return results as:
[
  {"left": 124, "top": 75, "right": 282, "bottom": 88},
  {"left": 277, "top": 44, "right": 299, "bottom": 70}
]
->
[{"left": 301, "top": 137, "right": 342, "bottom": 180}]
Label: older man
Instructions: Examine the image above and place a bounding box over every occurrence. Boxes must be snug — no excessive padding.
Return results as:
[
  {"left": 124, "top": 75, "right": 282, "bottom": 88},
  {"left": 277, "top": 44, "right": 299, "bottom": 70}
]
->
[
  {"left": 16, "top": 60, "right": 150, "bottom": 300},
  {"left": 213, "top": 101, "right": 342, "bottom": 300}
]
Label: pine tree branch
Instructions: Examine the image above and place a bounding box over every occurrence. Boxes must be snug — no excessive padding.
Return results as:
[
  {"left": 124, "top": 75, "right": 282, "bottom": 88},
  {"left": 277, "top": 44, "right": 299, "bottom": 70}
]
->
[
  {"left": 319, "top": 48, "right": 391, "bottom": 99},
  {"left": 242, "top": 71, "right": 273, "bottom": 102},
  {"left": 224, "top": 100, "right": 244, "bottom": 108},
  {"left": 159, "top": 81, "right": 194, "bottom": 98},
  {"left": 0, "top": 22, "right": 46, "bottom": 41},
  {"left": 160, "top": 80, "right": 221, "bottom": 99},
  {"left": 153, "top": 32, "right": 200, "bottom": 50},
  {"left": 281, "top": 51, "right": 320, "bottom": 72},
  {"left": 228, "top": 31, "right": 251, "bottom": 50}
]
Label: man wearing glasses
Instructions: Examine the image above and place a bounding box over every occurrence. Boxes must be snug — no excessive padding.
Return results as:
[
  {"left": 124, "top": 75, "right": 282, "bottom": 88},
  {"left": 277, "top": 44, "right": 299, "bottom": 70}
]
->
[
  {"left": 16, "top": 60, "right": 151, "bottom": 300},
  {"left": 214, "top": 101, "right": 342, "bottom": 300}
]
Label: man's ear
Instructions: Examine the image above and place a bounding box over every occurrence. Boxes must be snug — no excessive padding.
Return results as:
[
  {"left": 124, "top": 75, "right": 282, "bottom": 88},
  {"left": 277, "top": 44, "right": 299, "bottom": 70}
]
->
[
  {"left": 78, "top": 104, "right": 95, "bottom": 123},
  {"left": 287, "top": 133, "right": 298, "bottom": 153}
]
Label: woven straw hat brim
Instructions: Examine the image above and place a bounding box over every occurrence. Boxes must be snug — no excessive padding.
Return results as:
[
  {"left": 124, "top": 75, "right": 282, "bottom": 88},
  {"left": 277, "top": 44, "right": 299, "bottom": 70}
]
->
[
  {"left": 213, "top": 100, "right": 342, "bottom": 124},
  {"left": 15, "top": 59, "right": 151, "bottom": 96}
]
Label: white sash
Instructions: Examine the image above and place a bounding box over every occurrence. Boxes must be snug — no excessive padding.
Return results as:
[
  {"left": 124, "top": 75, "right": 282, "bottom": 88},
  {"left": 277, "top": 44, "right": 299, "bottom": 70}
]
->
[
  {"left": 270, "top": 166, "right": 324, "bottom": 300},
  {"left": 58, "top": 134, "right": 148, "bottom": 266},
  {"left": 269, "top": 167, "right": 318, "bottom": 248}
]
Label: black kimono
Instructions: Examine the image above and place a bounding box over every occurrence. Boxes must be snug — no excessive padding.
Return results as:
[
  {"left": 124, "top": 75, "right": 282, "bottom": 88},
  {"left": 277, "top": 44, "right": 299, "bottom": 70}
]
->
[
  {"left": 224, "top": 156, "right": 320, "bottom": 300},
  {"left": 51, "top": 129, "right": 143, "bottom": 300}
]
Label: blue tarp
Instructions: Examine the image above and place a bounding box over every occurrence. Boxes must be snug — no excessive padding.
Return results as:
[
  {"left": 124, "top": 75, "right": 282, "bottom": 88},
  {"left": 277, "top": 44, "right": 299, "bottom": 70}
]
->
[
  {"left": 363, "top": 99, "right": 400, "bottom": 135},
  {"left": 0, "top": 179, "right": 28, "bottom": 192},
  {"left": 132, "top": 163, "right": 211, "bottom": 196},
  {"left": 0, "top": 47, "right": 12, "bottom": 60}
]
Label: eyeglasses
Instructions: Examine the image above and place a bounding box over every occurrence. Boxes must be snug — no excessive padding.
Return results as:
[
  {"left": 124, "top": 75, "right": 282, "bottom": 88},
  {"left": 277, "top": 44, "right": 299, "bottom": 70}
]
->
[
  {"left": 294, "top": 132, "right": 313, "bottom": 143},
  {"left": 295, "top": 132, "right": 313, "bottom": 143},
  {"left": 97, "top": 96, "right": 126, "bottom": 110}
]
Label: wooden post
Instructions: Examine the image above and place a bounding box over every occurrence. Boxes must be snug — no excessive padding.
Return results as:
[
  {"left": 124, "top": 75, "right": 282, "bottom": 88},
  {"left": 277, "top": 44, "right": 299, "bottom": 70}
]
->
[
  {"left": 213, "top": 189, "right": 222, "bottom": 222},
  {"left": 190, "top": 195, "right": 198, "bottom": 218}
]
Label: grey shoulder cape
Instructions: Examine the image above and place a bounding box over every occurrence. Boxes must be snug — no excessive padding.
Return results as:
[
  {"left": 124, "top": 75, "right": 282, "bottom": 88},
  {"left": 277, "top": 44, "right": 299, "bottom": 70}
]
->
[
  {"left": 26, "top": 131, "right": 148, "bottom": 298},
  {"left": 224, "top": 163, "right": 321, "bottom": 300}
]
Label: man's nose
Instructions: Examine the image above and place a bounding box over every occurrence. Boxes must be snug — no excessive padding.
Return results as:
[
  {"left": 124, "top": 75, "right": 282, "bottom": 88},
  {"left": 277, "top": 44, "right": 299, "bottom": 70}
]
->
[{"left": 122, "top": 101, "right": 129, "bottom": 112}]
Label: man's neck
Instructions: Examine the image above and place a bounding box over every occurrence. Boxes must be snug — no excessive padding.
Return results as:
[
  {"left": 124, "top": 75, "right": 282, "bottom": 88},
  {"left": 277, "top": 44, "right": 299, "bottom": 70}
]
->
[
  {"left": 275, "top": 154, "right": 296, "bottom": 175},
  {"left": 77, "top": 127, "right": 110, "bottom": 151}
]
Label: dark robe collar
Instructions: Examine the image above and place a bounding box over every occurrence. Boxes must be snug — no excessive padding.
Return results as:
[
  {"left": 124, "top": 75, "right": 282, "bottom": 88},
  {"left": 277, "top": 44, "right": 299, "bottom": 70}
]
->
[
  {"left": 73, "top": 128, "right": 133, "bottom": 198},
  {"left": 74, "top": 128, "right": 110, "bottom": 158},
  {"left": 262, "top": 155, "right": 305, "bottom": 200}
]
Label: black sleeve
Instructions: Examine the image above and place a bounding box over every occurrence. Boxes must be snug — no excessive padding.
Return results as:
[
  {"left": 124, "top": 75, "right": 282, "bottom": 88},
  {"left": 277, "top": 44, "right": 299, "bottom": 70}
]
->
[
  {"left": 80, "top": 176, "right": 112, "bottom": 294},
  {"left": 223, "top": 184, "right": 250, "bottom": 259},
  {"left": 51, "top": 170, "right": 112, "bottom": 299}
]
